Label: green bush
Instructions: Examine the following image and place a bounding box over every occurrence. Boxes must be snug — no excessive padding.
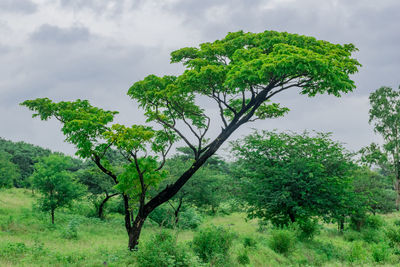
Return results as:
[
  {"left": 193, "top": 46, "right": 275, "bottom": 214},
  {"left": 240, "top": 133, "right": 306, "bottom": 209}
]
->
[
  {"left": 149, "top": 205, "right": 203, "bottom": 230},
  {"left": 371, "top": 242, "right": 390, "bottom": 263},
  {"left": 295, "top": 219, "right": 320, "bottom": 241},
  {"left": 237, "top": 252, "right": 250, "bottom": 265},
  {"left": 362, "top": 228, "right": 384, "bottom": 243},
  {"left": 365, "top": 215, "right": 385, "bottom": 229},
  {"left": 192, "top": 225, "right": 234, "bottom": 264},
  {"left": 243, "top": 236, "right": 257, "bottom": 248},
  {"left": 268, "top": 228, "right": 296, "bottom": 255},
  {"left": 178, "top": 207, "right": 203, "bottom": 229},
  {"left": 386, "top": 226, "right": 400, "bottom": 247},
  {"left": 344, "top": 230, "right": 362, "bottom": 242},
  {"left": 135, "top": 230, "right": 201, "bottom": 267},
  {"left": 393, "top": 219, "right": 400, "bottom": 227},
  {"left": 61, "top": 218, "right": 80, "bottom": 239},
  {"left": 347, "top": 241, "right": 367, "bottom": 263},
  {"left": 313, "top": 241, "right": 342, "bottom": 261}
]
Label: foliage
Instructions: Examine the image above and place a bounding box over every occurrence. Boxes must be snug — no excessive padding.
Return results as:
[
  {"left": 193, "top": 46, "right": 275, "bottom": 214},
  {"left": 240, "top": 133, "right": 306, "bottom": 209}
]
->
[
  {"left": 268, "top": 228, "right": 297, "bottom": 254},
  {"left": 31, "top": 155, "right": 85, "bottom": 223},
  {"left": 192, "top": 225, "right": 235, "bottom": 264},
  {"left": 347, "top": 241, "right": 368, "bottom": 263},
  {"left": 135, "top": 230, "right": 201, "bottom": 267},
  {"left": 295, "top": 219, "right": 320, "bottom": 241},
  {"left": 22, "top": 30, "right": 360, "bottom": 248},
  {"left": 237, "top": 252, "right": 250, "bottom": 265},
  {"left": 231, "top": 130, "right": 355, "bottom": 226},
  {"left": 0, "top": 151, "right": 20, "bottom": 188},
  {"left": 61, "top": 218, "right": 80, "bottom": 239},
  {"left": 371, "top": 242, "right": 391, "bottom": 263},
  {"left": 0, "top": 138, "right": 52, "bottom": 188},
  {"left": 352, "top": 167, "right": 396, "bottom": 214},
  {"left": 366, "top": 86, "right": 400, "bottom": 208}
]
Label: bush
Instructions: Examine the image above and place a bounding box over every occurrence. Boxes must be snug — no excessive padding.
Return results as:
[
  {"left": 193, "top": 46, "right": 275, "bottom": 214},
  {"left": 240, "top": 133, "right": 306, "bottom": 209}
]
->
[
  {"left": 362, "top": 228, "right": 384, "bottom": 243},
  {"left": 178, "top": 207, "right": 203, "bottom": 229},
  {"left": 135, "top": 230, "right": 201, "bottom": 267},
  {"left": 386, "top": 226, "right": 400, "bottom": 247},
  {"left": 343, "top": 230, "right": 362, "bottom": 242},
  {"left": 192, "top": 225, "right": 235, "bottom": 264},
  {"left": 371, "top": 242, "right": 390, "bottom": 263},
  {"left": 243, "top": 236, "right": 257, "bottom": 248},
  {"left": 365, "top": 215, "right": 385, "bottom": 229},
  {"left": 313, "top": 241, "right": 342, "bottom": 261},
  {"left": 61, "top": 218, "right": 80, "bottom": 239},
  {"left": 268, "top": 228, "right": 296, "bottom": 255},
  {"left": 237, "top": 252, "right": 250, "bottom": 265},
  {"left": 295, "top": 219, "right": 320, "bottom": 241},
  {"left": 347, "top": 241, "right": 367, "bottom": 263}
]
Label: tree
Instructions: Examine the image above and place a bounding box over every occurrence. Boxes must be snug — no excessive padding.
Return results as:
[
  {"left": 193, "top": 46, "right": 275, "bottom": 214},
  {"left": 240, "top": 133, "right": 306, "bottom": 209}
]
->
[
  {"left": 367, "top": 86, "right": 400, "bottom": 209},
  {"left": 352, "top": 167, "right": 396, "bottom": 215},
  {"left": 31, "top": 155, "right": 85, "bottom": 224},
  {"left": 231, "top": 131, "right": 355, "bottom": 226},
  {"left": 0, "top": 137, "right": 51, "bottom": 188},
  {"left": 22, "top": 30, "right": 360, "bottom": 249},
  {"left": 0, "top": 151, "right": 20, "bottom": 188}
]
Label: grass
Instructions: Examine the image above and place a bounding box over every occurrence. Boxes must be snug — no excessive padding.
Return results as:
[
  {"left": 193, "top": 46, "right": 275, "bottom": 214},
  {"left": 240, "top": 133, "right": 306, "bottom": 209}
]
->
[{"left": 1, "top": 188, "right": 400, "bottom": 266}]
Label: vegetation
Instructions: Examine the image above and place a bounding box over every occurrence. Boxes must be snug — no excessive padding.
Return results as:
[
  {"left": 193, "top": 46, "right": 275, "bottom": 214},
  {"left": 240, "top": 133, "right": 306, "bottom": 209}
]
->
[
  {"left": 20, "top": 29, "right": 360, "bottom": 249},
  {"left": 2, "top": 28, "right": 399, "bottom": 266},
  {"left": 231, "top": 130, "right": 355, "bottom": 226}
]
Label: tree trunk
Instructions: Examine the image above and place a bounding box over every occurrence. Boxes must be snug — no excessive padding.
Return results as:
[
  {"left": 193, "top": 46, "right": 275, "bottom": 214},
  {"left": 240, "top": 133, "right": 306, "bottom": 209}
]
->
[
  {"left": 51, "top": 209, "right": 55, "bottom": 224},
  {"left": 288, "top": 211, "right": 296, "bottom": 223},
  {"left": 128, "top": 213, "right": 147, "bottom": 250},
  {"left": 98, "top": 193, "right": 118, "bottom": 219}
]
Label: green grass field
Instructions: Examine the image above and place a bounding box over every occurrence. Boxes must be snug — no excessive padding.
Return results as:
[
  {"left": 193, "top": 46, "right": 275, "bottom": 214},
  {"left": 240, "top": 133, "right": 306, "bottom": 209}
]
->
[{"left": 1, "top": 188, "right": 400, "bottom": 266}]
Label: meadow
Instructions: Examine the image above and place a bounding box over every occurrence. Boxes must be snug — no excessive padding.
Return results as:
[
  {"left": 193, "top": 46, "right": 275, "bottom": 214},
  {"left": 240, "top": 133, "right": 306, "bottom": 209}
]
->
[{"left": 1, "top": 188, "right": 400, "bottom": 267}]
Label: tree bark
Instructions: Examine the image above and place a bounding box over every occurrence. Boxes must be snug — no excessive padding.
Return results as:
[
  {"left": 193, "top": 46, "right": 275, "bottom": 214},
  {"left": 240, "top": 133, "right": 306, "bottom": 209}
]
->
[
  {"left": 51, "top": 209, "right": 55, "bottom": 224},
  {"left": 98, "top": 193, "right": 118, "bottom": 219},
  {"left": 128, "top": 213, "right": 147, "bottom": 250}
]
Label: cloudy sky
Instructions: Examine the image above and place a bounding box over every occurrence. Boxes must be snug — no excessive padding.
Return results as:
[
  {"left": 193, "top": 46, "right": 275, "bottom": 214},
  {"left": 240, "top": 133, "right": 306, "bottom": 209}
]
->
[{"left": 1, "top": 0, "right": 399, "bottom": 156}]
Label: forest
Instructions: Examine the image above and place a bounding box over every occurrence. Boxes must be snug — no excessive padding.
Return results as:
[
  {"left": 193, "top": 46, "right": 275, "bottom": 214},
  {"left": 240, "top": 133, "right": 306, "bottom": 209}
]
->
[{"left": 1, "top": 30, "right": 400, "bottom": 266}]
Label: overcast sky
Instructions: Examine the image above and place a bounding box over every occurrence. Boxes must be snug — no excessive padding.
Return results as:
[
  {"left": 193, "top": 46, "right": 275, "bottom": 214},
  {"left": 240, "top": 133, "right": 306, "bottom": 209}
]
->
[{"left": 1, "top": 0, "right": 399, "bottom": 156}]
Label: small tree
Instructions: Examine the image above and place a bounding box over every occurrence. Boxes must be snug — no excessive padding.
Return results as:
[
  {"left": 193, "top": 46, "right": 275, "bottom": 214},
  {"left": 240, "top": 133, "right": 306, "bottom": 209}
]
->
[
  {"left": 231, "top": 130, "right": 355, "bottom": 226},
  {"left": 31, "top": 155, "right": 85, "bottom": 224},
  {"left": 22, "top": 30, "right": 360, "bottom": 249},
  {"left": 365, "top": 86, "right": 400, "bottom": 209}
]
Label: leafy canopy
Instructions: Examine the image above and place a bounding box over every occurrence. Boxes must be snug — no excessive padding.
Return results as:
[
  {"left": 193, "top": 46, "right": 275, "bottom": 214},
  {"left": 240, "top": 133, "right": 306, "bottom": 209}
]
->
[
  {"left": 31, "top": 155, "right": 84, "bottom": 221},
  {"left": 231, "top": 130, "right": 355, "bottom": 226}
]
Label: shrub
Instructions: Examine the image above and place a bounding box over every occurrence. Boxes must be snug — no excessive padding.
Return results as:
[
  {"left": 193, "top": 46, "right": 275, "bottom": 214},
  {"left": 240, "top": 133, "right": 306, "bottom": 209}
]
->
[
  {"left": 61, "top": 218, "right": 80, "bottom": 239},
  {"left": 268, "top": 228, "right": 296, "bottom": 255},
  {"left": 361, "top": 228, "right": 384, "bottom": 243},
  {"left": 313, "top": 241, "right": 342, "bottom": 261},
  {"left": 243, "top": 236, "right": 257, "bottom": 248},
  {"left": 386, "top": 226, "right": 400, "bottom": 247},
  {"left": 365, "top": 215, "right": 385, "bottom": 229},
  {"left": 343, "top": 230, "right": 362, "bottom": 242},
  {"left": 295, "top": 219, "right": 320, "bottom": 241},
  {"left": 178, "top": 207, "right": 203, "bottom": 229},
  {"left": 347, "top": 241, "right": 367, "bottom": 263},
  {"left": 192, "top": 225, "right": 235, "bottom": 264},
  {"left": 135, "top": 230, "right": 201, "bottom": 267},
  {"left": 393, "top": 219, "right": 400, "bottom": 227},
  {"left": 371, "top": 242, "right": 390, "bottom": 263},
  {"left": 237, "top": 252, "right": 250, "bottom": 265}
]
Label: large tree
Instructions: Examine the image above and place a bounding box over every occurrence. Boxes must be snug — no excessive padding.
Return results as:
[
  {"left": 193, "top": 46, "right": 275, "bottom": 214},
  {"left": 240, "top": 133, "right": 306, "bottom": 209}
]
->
[
  {"left": 22, "top": 30, "right": 360, "bottom": 249},
  {"left": 367, "top": 86, "right": 400, "bottom": 209},
  {"left": 231, "top": 131, "right": 355, "bottom": 226}
]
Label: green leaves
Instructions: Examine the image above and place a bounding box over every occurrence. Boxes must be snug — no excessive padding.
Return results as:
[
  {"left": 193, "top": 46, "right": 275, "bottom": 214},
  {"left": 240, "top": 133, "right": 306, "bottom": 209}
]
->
[
  {"left": 231, "top": 130, "right": 354, "bottom": 226},
  {"left": 21, "top": 98, "right": 118, "bottom": 158}
]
